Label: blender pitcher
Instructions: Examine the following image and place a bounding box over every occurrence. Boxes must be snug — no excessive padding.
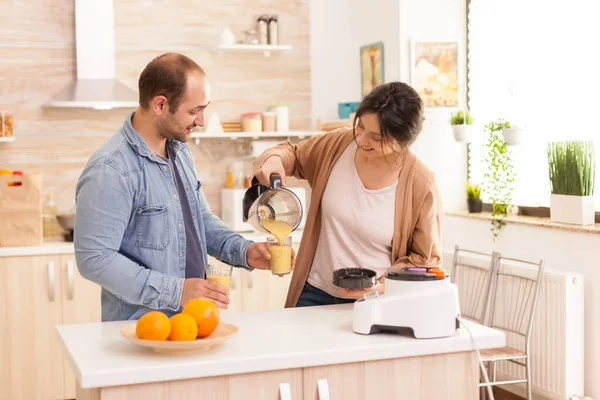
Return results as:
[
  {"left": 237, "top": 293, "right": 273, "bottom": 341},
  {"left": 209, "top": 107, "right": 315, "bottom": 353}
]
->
[{"left": 242, "top": 173, "right": 303, "bottom": 240}]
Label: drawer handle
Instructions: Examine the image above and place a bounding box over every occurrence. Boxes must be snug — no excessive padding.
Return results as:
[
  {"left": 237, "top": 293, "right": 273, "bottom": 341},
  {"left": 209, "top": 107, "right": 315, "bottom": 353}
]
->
[
  {"left": 317, "top": 379, "right": 330, "bottom": 400},
  {"left": 67, "top": 260, "right": 74, "bottom": 300},
  {"left": 279, "top": 382, "right": 292, "bottom": 400},
  {"left": 47, "top": 261, "right": 55, "bottom": 302}
]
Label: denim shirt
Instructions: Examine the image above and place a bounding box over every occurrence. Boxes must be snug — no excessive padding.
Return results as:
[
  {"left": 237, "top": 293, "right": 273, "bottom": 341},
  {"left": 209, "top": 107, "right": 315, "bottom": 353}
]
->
[{"left": 74, "top": 112, "right": 253, "bottom": 321}]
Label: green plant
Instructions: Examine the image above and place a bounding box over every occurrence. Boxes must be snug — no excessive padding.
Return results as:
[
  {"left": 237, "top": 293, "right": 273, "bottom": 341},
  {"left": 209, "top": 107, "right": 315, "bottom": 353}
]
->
[
  {"left": 466, "top": 181, "right": 481, "bottom": 200},
  {"left": 547, "top": 140, "right": 595, "bottom": 196},
  {"left": 482, "top": 118, "right": 515, "bottom": 240},
  {"left": 450, "top": 110, "right": 473, "bottom": 125}
]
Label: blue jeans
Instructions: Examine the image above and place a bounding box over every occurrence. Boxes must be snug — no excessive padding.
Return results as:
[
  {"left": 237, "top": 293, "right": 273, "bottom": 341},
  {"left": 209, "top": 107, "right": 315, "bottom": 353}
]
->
[{"left": 296, "top": 283, "right": 356, "bottom": 307}]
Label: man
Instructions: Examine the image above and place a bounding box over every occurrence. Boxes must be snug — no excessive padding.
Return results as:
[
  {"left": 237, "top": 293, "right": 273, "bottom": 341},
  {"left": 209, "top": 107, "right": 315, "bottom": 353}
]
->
[{"left": 75, "top": 53, "right": 275, "bottom": 321}]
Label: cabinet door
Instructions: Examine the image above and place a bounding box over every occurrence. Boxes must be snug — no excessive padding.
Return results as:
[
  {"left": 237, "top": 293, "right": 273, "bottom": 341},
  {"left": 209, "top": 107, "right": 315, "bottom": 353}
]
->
[
  {"left": 303, "top": 362, "right": 365, "bottom": 400},
  {"left": 61, "top": 254, "right": 101, "bottom": 399},
  {"left": 0, "top": 255, "right": 66, "bottom": 400}
]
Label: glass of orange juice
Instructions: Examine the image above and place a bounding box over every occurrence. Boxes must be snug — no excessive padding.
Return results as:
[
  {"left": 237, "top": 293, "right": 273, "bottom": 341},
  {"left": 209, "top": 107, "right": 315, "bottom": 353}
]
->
[
  {"left": 205, "top": 263, "right": 233, "bottom": 293},
  {"left": 267, "top": 236, "right": 293, "bottom": 276}
]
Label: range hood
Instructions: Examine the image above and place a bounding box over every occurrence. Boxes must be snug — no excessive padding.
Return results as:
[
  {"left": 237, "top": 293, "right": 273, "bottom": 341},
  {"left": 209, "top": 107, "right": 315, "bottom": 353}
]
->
[{"left": 44, "top": 0, "right": 138, "bottom": 110}]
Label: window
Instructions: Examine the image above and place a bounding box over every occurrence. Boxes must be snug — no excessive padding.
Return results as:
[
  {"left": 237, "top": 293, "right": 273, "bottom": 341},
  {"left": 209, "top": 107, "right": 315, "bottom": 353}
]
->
[{"left": 467, "top": 0, "right": 600, "bottom": 211}]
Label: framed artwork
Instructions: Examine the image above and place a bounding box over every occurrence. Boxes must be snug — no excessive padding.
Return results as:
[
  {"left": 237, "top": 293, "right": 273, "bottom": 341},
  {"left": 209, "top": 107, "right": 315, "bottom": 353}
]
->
[
  {"left": 410, "top": 40, "right": 460, "bottom": 108},
  {"left": 360, "top": 41, "right": 384, "bottom": 97}
]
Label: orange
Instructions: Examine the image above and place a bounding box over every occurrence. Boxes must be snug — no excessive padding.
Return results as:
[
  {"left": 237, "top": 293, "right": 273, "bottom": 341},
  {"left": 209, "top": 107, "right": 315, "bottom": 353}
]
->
[
  {"left": 167, "top": 313, "right": 198, "bottom": 341},
  {"left": 182, "top": 298, "right": 220, "bottom": 338},
  {"left": 135, "top": 311, "right": 171, "bottom": 341}
]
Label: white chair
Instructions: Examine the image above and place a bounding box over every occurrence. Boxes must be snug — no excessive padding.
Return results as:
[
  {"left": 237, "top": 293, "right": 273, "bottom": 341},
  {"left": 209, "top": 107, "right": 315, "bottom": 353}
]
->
[
  {"left": 479, "top": 254, "right": 545, "bottom": 400},
  {"left": 450, "top": 244, "right": 499, "bottom": 325}
]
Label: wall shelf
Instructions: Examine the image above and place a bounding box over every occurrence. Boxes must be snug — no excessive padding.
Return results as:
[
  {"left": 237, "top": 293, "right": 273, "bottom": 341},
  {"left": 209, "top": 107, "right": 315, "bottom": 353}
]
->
[
  {"left": 190, "top": 130, "right": 322, "bottom": 145},
  {"left": 0, "top": 137, "right": 15, "bottom": 143},
  {"left": 218, "top": 44, "right": 293, "bottom": 57}
]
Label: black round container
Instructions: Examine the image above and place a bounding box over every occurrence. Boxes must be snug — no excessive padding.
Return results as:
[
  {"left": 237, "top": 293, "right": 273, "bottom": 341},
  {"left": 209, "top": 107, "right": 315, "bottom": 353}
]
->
[{"left": 332, "top": 268, "right": 377, "bottom": 289}]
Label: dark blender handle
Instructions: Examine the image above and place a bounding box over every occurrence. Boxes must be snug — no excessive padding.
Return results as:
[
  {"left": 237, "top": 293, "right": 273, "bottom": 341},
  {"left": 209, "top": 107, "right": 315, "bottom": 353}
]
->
[{"left": 270, "top": 173, "right": 282, "bottom": 189}]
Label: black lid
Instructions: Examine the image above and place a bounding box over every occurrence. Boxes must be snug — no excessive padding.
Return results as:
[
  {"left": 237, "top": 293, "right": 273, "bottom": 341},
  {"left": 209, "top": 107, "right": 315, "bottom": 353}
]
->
[
  {"left": 332, "top": 268, "right": 377, "bottom": 289},
  {"left": 386, "top": 271, "right": 442, "bottom": 281}
]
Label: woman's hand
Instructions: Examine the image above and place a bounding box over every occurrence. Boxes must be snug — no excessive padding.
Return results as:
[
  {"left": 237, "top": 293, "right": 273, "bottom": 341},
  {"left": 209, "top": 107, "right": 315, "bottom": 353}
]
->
[
  {"left": 255, "top": 156, "right": 287, "bottom": 187},
  {"left": 340, "top": 280, "right": 385, "bottom": 300}
]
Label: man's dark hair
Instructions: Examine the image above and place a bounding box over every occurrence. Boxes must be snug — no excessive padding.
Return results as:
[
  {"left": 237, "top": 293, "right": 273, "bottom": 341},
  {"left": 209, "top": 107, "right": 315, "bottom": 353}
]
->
[
  {"left": 138, "top": 53, "right": 205, "bottom": 113},
  {"left": 353, "top": 81, "right": 424, "bottom": 147}
]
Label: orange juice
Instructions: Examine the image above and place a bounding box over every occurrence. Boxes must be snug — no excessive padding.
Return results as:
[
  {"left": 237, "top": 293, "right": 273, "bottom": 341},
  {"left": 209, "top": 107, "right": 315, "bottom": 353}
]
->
[
  {"left": 207, "top": 275, "right": 232, "bottom": 292},
  {"left": 268, "top": 245, "right": 292, "bottom": 275}
]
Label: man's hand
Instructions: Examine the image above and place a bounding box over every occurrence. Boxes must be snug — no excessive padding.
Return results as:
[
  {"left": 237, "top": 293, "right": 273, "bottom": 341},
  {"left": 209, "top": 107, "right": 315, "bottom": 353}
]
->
[
  {"left": 246, "top": 242, "right": 296, "bottom": 272},
  {"left": 181, "top": 278, "right": 230, "bottom": 309},
  {"left": 340, "top": 280, "right": 384, "bottom": 300},
  {"left": 255, "top": 156, "right": 287, "bottom": 187}
]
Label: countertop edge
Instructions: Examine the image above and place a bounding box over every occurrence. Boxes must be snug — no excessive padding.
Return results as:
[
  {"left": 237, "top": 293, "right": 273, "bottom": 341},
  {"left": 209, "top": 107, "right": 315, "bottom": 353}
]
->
[
  {"left": 0, "top": 230, "right": 304, "bottom": 258},
  {"left": 58, "top": 322, "right": 505, "bottom": 389}
]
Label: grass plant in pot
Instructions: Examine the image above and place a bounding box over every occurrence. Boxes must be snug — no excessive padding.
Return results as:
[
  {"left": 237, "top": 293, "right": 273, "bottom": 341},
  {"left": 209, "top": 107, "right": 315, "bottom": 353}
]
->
[
  {"left": 466, "top": 181, "right": 482, "bottom": 213},
  {"left": 449, "top": 110, "right": 474, "bottom": 143},
  {"left": 547, "top": 140, "right": 595, "bottom": 225}
]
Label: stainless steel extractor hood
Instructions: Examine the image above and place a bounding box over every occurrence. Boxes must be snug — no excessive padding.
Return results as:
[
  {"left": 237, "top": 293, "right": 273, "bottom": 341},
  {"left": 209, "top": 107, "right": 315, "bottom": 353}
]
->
[{"left": 44, "top": 0, "right": 138, "bottom": 110}]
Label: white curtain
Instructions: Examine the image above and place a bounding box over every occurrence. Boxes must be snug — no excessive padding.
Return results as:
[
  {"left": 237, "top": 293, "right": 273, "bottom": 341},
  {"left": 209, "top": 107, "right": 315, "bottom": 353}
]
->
[{"left": 467, "top": 0, "right": 600, "bottom": 210}]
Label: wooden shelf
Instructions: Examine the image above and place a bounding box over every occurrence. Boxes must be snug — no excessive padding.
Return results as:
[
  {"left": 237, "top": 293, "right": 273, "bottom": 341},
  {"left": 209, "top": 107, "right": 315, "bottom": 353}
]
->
[
  {"left": 0, "top": 137, "right": 15, "bottom": 143},
  {"left": 218, "top": 44, "right": 293, "bottom": 57},
  {"left": 190, "top": 130, "right": 322, "bottom": 145}
]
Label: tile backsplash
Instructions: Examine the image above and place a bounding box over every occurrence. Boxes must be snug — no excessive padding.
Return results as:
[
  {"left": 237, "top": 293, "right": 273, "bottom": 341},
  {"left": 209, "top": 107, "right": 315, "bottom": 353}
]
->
[{"left": 0, "top": 0, "right": 310, "bottom": 215}]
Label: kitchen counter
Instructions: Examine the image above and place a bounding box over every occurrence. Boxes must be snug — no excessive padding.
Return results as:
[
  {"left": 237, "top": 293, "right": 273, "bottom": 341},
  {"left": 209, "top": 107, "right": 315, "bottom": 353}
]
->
[
  {"left": 0, "top": 230, "right": 303, "bottom": 258},
  {"left": 57, "top": 304, "right": 504, "bottom": 399}
]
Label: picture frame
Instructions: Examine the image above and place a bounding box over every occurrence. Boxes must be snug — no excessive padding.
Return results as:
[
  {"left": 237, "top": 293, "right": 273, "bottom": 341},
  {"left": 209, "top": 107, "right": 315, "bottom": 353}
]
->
[
  {"left": 360, "top": 41, "right": 384, "bottom": 98},
  {"left": 409, "top": 39, "right": 460, "bottom": 109}
]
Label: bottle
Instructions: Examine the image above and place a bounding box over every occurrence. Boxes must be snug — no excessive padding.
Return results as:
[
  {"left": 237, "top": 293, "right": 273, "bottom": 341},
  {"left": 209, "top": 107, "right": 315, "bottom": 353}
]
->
[
  {"left": 268, "top": 15, "right": 279, "bottom": 45},
  {"left": 225, "top": 168, "right": 234, "bottom": 189},
  {"left": 43, "top": 193, "right": 62, "bottom": 240},
  {"left": 257, "top": 15, "right": 269, "bottom": 45}
]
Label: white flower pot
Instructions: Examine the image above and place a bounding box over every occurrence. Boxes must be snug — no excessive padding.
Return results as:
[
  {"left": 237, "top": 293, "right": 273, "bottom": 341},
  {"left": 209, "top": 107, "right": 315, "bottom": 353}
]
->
[
  {"left": 451, "top": 125, "right": 475, "bottom": 143},
  {"left": 501, "top": 127, "right": 524, "bottom": 146},
  {"left": 550, "top": 194, "right": 595, "bottom": 225}
]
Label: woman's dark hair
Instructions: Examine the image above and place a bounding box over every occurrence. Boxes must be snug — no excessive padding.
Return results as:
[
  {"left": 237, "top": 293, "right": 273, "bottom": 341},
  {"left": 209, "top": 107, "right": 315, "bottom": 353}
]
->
[
  {"left": 138, "top": 53, "right": 205, "bottom": 113},
  {"left": 353, "top": 81, "right": 424, "bottom": 147}
]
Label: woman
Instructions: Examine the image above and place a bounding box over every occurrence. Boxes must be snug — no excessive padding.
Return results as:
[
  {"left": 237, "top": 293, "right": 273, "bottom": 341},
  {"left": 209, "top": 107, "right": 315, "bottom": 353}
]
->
[{"left": 252, "top": 82, "right": 443, "bottom": 307}]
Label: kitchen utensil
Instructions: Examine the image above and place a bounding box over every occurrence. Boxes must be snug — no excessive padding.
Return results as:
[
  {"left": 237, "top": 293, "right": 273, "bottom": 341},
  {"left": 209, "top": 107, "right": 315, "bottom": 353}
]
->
[
  {"left": 332, "top": 268, "right": 377, "bottom": 289},
  {"left": 242, "top": 173, "right": 303, "bottom": 236},
  {"left": 120, "top": 322, "right": 239, "bottom": 354},
  {"left": 352, "top": 269, "right": 460, "bottom": 339}
]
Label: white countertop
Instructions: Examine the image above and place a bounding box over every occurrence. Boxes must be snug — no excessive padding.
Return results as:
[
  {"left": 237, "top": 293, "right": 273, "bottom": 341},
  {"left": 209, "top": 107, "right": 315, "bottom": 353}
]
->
[
  {"left": 0, "top": 230, "right": 303, "bottom": 257},
  {"left": 56, "top": 304, "right": 505, "bottom": 389}
]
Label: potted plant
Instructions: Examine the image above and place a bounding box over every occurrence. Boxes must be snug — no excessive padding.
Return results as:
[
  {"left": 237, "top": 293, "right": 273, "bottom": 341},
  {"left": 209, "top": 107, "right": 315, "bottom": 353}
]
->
[
  {"left": 482, "top": 119, "right": 516, "bottom": 240},
  {"left": 501, "top": 120, "right": 525, "bottom": 146},
  {"left": 466, "top": 181, "right": 482, "bottom": 213},
  {"left": 547, "top": 140, "right": 596, "bottom": 225},
  {"left": 449, "top": 110, "right": 475, "bottom": 143}
]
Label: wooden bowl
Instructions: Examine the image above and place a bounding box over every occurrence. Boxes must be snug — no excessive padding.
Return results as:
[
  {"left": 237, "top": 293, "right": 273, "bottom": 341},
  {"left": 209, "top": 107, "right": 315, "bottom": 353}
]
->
[{"left": 120, "top": 322, "right": 239, "bottom": 354}]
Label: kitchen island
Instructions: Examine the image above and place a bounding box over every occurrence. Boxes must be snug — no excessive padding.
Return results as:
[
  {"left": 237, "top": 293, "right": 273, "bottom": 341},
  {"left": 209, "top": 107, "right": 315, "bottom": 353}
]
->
[{"left": 57, "top": 303, "right": 504, "bottom": 400}]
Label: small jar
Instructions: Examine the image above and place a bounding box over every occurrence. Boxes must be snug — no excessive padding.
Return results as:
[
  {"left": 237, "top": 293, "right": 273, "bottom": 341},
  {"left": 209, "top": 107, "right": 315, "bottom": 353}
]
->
[
  {"left": 1, "top": 111, "right": 13, "bottom": 137},
  {"left": 262, "top": 112, "right": 276, "bottom": 132},
  {"left": 271, "top": 104, "right": 289, "bottom": 133},
  {"left": 268, "top": 15, "right": 279, "bottom": 45},
  {"left": 241, "top": 112, "right": 263, "bottom": 132},
  {"left": 257, "top": 15, "right": 269, "bottom": 45}
]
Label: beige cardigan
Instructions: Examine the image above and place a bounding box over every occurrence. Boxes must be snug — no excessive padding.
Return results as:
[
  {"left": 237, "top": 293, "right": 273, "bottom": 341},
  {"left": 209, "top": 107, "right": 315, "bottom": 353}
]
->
[{"left": 252, "top": 127, "right": 444, "bottom": 308}]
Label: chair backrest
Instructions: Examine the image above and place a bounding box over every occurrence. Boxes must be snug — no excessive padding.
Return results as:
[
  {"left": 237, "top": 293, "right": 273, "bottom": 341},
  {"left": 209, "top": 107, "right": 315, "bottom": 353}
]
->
[
  {"left": 487, "top": 255, "right": 545, "bottom": 342},
  {"left": 450, "top": 245, "right": 499, "bottom": 325}
]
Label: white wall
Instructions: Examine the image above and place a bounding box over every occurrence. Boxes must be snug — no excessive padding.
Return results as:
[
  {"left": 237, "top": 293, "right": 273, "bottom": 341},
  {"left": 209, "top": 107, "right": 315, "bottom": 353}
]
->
[{"left": 309, "top": 0, "right": 399, "bottom": 125}]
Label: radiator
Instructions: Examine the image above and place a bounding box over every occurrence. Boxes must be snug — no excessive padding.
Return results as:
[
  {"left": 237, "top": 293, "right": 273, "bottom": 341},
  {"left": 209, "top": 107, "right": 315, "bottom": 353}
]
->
[{"left": 443, "top": 251, "right": 585, "bottom": 400}]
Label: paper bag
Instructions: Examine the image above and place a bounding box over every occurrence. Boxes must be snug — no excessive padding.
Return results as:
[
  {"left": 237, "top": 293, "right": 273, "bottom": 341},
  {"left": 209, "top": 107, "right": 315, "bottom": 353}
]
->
[{"left": 0, "top": 173, "right": 43, "bottom": 247}]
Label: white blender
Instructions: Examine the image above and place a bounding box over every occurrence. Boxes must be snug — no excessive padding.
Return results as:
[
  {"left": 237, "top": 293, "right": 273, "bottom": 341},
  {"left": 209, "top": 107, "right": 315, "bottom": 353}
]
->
[{"left": 348, "top": 269, "right": 461, "bottom": 339}]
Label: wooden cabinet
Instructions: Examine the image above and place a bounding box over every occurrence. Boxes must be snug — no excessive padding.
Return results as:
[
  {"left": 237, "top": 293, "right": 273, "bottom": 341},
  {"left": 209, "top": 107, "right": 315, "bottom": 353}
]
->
[{"left": 0, "top": 253, "right": 101, "bottom": 400}]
